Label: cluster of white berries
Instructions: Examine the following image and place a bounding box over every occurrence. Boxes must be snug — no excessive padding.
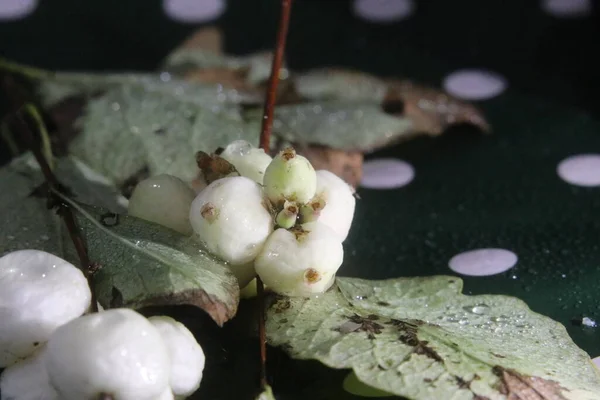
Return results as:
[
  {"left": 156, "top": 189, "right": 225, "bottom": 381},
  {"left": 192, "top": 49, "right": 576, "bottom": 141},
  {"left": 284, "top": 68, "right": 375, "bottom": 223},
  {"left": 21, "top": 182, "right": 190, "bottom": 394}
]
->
[
  {"left": 129, "top": 140, "right": 356, "bottom": 297},
  {"left": 0, "top": 250, "right": 205, "bottom": 400}
]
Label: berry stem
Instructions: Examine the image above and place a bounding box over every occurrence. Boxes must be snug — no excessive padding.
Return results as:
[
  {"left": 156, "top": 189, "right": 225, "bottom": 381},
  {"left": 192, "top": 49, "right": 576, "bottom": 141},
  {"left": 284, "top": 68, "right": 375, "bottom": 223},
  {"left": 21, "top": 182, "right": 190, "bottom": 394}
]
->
[
  {"left": 9, "top": 114, "right": 99, "bottom": 313},
  {"left": 258, "top": 0, "right": 293, "bottom": 152},
  {"left": 257, "top": 0, "right": 294, "bottom": 391}
]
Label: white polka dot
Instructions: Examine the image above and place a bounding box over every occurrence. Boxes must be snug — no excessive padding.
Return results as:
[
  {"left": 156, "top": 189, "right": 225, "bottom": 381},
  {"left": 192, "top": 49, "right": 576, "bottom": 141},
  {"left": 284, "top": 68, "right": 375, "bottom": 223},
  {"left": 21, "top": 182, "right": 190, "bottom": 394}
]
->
[
  {"left": 443, "top": 69, "right": 507, "bottom": 101},
  {"left": 360, "top": 159, "right": 415, "bottom": 189},
  {"left": 449, "top": 248, "right": 518, "bottom": 277},
  {"left": 541, "top": 0, "right": 592, "bottom": 18},
  {"left": 163, "top": 0, "right": 225, "bottom": 23},
  {"left": 0, "top": 0, "right": 37, "bottom": 20},
  {"left": 593, "top": 357, "right": 600, "bottom": 369},
  {"left": 352, "top": 0, "right": 415, "bottom": 23},
  {"left": 557, "top": 154, "right": 600, "bottom": 187}
]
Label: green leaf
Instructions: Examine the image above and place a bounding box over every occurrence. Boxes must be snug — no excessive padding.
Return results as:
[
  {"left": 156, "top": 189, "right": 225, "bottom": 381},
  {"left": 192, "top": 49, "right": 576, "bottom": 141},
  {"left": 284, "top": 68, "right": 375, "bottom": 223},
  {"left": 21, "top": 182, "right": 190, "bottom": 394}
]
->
[
  {"left": 68, "top": 85, "right": 250, "bottom": 184},
  {"left": 0, "top": 153, "right": 126, "bottom": 258},
  {"left": 60, "top": 195, "right": 239, "bottom": 326},
  {"left": 266, "top": 276, "right": 600, "bottom": 400},
  {"left": 246, "top": 102, "right": 414, "bottom": 152}
]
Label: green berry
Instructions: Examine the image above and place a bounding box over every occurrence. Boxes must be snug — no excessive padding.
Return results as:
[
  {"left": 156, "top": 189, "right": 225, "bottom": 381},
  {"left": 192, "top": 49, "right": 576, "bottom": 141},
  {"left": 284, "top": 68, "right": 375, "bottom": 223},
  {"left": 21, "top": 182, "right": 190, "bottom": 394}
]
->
[{"left": 263, "top": 148, "right": 317, "bottom": 206}]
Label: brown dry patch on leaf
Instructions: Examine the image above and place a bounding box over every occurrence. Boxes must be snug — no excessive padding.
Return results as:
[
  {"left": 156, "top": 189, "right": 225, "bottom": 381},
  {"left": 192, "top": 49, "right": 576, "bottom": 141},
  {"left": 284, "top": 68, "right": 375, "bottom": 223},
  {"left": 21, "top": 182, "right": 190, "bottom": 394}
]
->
[
  {"left": 385, "top": 79, "right": 490, "bottom": 136},
  {"left": 196, "top": 150, "right": 238, "bottom": 184},
  {"left": 296, "top": 144, "right": 363, "bottom": 187},
  {"left": 135, "top": 288, "right": 237, "bottom": 327},
  {"left": 176, "top": 25, "right": 223, "bottom": 54},
  {"left": 493, "top": 367, "right": 567, "bottom": 400}
]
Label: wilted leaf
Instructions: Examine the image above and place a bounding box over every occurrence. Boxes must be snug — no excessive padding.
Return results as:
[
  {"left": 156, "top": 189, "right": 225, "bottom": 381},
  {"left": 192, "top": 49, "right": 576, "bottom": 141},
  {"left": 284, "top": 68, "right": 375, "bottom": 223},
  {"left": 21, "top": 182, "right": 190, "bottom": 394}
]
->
[
  {"left": 292, "top": 68, "right": 490, "bottom": 138},
  {"left": 196, "top": 150, "right": 238, "bottom": 184},
  {"left": 266, "top": 276, "right": 600, "bottom": 400},
  {"left": 0, "top": 153, "right": 126, "bottom": 257},
  {"left": 61, "top": 196, "right": 239, "bottom": 326}
]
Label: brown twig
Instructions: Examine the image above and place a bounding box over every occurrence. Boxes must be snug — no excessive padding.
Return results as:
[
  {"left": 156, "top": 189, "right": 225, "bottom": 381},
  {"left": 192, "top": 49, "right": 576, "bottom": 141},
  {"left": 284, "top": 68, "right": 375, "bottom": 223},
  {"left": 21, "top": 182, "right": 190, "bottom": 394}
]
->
[
  {"left": 11, "top": 114, "right": 99, "bottom": 313},
  {"left": 257, "top": 0, "right": 294, "bottom": 391},
  {"left": 258, "top": 0, "right": 293, "bottom": 151}
]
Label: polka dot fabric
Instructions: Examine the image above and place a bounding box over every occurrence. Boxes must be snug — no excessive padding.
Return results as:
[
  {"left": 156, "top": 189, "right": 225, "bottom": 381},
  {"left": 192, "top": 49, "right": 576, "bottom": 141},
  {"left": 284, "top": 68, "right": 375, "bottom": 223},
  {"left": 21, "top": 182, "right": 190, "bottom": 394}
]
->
[{"left": 0, "top": 0, "right": 598, "bottom": 392}]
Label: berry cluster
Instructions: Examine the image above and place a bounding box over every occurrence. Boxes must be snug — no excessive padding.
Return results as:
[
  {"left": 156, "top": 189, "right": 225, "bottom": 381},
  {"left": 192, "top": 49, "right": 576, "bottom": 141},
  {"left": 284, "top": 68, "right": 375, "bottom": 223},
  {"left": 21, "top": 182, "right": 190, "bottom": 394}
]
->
[
  {"left": 0, "top": 250, "right": 205, "bottom": 400},
  {"left": 130, "top": 140, "right": 356, "bottom": 297}
]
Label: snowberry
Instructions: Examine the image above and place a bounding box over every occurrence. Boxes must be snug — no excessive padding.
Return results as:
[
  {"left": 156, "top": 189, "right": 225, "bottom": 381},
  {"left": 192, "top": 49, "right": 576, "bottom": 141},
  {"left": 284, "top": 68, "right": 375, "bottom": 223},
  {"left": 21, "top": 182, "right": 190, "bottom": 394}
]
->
[
  {"left": 0, "top": 346, "right": 59, "bottom": 400},
  {"left": 148, "top": 316, "right": 205, "bottom": 398},
  {"left": 189, "top": 176, "right": 273, "bottom": 287},
  {"left": 0, "top": 250, "right": 91, "bottom": 367},
  {"left": 275, "top": 200, "right": 299, "bottom": 229},
  {"left": 254, "top": 222, "right": 343, "bottom": 297},
  {"left": 128, "top": 174, "right": 196, "bottom": 235},
  {"left": 44, "top": 308, "right": 171, "bottom": 400},
  {"left": 312, "top": 170, "right": 356, "bottom": 241},
  {"left": 220, "top": 140, "right": 273, "bottom": 185},
  {"left": 263, "top": 148, "right": 317, "bottom": 206}
]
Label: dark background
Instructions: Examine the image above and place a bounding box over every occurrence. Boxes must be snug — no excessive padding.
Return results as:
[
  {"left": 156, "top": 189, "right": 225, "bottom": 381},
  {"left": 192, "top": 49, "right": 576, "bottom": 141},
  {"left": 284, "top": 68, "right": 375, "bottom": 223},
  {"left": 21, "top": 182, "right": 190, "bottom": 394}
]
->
[{"left": 1, "top": 0, "right": 599, "bottom": 379}]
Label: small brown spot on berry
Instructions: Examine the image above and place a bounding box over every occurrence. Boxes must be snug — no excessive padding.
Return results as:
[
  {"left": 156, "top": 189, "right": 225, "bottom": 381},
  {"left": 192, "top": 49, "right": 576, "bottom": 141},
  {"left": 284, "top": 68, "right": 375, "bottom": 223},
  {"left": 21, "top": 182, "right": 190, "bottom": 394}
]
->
[
  {"left": 200, "top": 202, "right": 219, "bottom": 223},
  {"left": 281, "top": 147, "right": 296, "bottom": 161},
  {"left": 304, "top": 268, "right": 321, "bottom": 284},
  {"left": 290, "top": 225, "right": 310, "bottom": 241}
]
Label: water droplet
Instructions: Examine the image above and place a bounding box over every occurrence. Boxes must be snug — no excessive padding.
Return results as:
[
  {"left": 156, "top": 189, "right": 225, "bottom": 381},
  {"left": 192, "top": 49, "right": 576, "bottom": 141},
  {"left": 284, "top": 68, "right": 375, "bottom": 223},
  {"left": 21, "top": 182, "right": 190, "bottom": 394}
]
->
[
  {"left": 490, "top": 315, "right": 507, "bottom": 323},
  {"left": 40, "top": 235, "right": 49, "bottom": 241},
  {"left": 467, "top": 303, "right": 490, "bottom": 315},
  {"left": 160, "top": 72, "right": 171, "bottom": 82},
  {"left": 458, "top": 319, "right": 469, "bottom": 325}
]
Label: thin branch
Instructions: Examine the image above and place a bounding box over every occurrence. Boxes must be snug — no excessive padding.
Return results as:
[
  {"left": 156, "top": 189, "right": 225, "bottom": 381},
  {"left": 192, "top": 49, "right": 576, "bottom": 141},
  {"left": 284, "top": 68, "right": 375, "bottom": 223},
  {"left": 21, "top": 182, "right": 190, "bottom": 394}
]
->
[
  {"left": 256, "top": 0, "right": 294, "bottom": 391},
  {"left": 10, "top": 114, "right": 99, "bottom": 313},
  {"left": 258, "top": 0, "right": 293, "bottom": 152}
]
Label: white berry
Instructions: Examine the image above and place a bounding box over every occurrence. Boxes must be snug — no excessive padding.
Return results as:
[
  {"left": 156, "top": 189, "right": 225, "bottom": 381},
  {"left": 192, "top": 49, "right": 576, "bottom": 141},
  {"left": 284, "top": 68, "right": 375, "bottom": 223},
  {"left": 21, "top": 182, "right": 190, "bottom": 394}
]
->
[
  {"left": 220, "top": 140, "right": 273, "bottom": 185},
  {"left": 313, "top": 170, "right": 356, "bottom": 241},
  {"left": 148, "top": 316, "right": 205, "bottom": 398},
  {"left": 189, "top": 176, "right": 273, "bottom": 287},
  {"left": 0, "top": 346, "right": 59, "bottom": 400},
  {"left": 44, "top": 308, "right": 170, "bottom": 400},
  {"left": 255, "top": 222, "right": 343, "bottom": 297},
  {"left": 128, "top": 174, "right": 196, "bottom": 235},
  {"left": 0, "top": 250, "right": 91, "bottom": 367},
  {"left": 263, "top": 148, "right": 317, "bottom": 205}
]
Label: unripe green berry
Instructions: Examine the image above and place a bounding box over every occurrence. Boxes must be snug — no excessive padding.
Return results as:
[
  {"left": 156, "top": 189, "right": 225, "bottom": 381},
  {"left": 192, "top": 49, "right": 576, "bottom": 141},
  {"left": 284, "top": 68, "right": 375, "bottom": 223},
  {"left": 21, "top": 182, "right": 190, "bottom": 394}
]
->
[
  {"left": 275, "top": 201, "right": 299, "bottom": 229},
  {"left": 263, "top": 148, "right": 317, "bottom": 205},
  {"left": 299, "top": 196, "right": 326, "bottom": 223}
]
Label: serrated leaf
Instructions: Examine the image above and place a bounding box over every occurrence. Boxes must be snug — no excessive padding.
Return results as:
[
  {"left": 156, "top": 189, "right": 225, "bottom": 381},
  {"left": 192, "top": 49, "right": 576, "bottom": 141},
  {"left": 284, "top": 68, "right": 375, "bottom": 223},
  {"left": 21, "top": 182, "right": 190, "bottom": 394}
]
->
[
  {"left": 61, "top": 196, "right": 239, "bottom": 326},
  {"left": 266, "top": 276, "right": 600, "bottom": 400}
]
